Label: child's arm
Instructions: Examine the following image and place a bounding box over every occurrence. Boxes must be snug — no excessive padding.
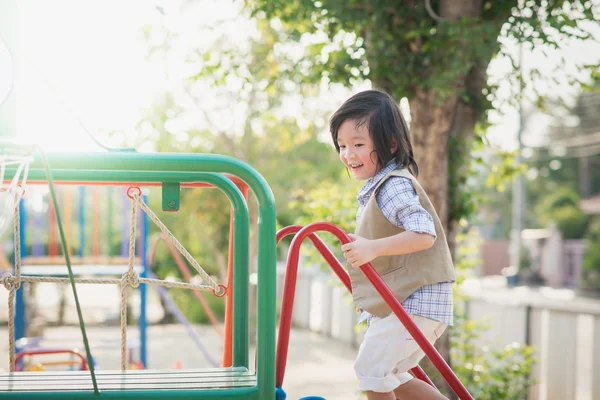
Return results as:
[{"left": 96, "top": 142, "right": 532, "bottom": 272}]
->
[{"left": 341, "top": 231, "right": 434, "bottom": 269}]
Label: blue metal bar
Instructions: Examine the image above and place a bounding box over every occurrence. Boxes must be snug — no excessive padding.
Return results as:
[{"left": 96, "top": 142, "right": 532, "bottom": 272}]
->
[
  {"left": 14, "top": 198, "right": 26, "bottom": 346},
  {"left": 138, "top": 193, "right": 149, "bottom": 368}
]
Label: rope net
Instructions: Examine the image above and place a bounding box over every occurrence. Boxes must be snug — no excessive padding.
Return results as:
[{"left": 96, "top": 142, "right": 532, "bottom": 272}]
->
[{"left": 1, "top": 186, "right": 225, "bottom": 372}]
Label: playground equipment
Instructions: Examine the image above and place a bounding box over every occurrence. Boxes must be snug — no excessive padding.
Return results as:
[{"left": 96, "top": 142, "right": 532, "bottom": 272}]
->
[
  {"left": 15, "top": 349, "right": 89, "bottom": 372},
  {"left": 0, "top": 147, "right": 474, "bottom": 399},
  {"left": 15, "top": 186, "right": 223, "bottom": 368}
]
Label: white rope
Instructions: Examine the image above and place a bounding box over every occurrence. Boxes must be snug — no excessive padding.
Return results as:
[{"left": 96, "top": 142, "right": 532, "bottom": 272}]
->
[
  {"left": 13, "top": 192, "right": 21, "bottom": 287},
  {"left": 132, "top": 193, "right": 220, "bottom": 291},
  {"left": 3, "top": 273, "right": 17, "bottom": 373},
  {"left": 120, "top": 191, "right": 140, "bottom": 370},
  {"left": 8, "top": 275, "right": 213, "bottom": 290},
  {"left": 6, "top": 194, "right": 22, "bottom": 372}
]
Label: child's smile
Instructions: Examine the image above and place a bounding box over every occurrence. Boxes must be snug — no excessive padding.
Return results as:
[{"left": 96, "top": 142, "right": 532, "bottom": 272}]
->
[{"left": 337, "top": 119, "right": 378, "bottom": 180}]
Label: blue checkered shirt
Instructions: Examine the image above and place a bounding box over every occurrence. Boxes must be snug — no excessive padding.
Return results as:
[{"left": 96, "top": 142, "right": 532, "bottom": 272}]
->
[{"left": 356, "top": 160, "right": 454, "bottom": 326}]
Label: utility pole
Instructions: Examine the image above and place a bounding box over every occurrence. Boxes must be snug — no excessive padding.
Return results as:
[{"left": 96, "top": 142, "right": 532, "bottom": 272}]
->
[{"left": 509, "top": 41, "right": 525, "bottom": 283}]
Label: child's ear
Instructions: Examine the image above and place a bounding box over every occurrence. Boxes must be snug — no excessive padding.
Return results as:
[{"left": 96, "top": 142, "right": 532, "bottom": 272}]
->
[{"left": 390, "top": 139, "right": 398, "bottom": 153}]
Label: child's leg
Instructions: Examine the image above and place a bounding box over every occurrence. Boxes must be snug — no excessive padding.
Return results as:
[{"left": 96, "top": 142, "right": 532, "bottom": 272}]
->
[
  {"left": 365, "top": 390, "right": 396, "bottom": 400},
  {"left": 354, "top": 314, "right": 447, "bottom": 398},
  {"left": 393, "top": 379, "right": 449, "bottom": 400},
  {"left": 354, "top": 314, "right": 415, "bottom": 394},
  {"left": 363, "top": 378, "right": 449, "bottom": 400}
]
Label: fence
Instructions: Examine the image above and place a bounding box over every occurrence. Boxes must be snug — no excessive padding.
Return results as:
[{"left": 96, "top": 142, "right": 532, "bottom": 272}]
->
[
  {"left": 277, "top": 264, "right": 600, "bottom": 400},
  {"left": 480, "top": 236, "right": 587, "bottom": 289}
]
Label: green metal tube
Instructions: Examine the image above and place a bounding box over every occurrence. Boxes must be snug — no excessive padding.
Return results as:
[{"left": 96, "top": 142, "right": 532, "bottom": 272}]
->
[
  {"left": 4, "top": 152, "right": 276, "bottom": 400},
  {"left": 0, "top": 387, "right": 259, "bottom": 400}
]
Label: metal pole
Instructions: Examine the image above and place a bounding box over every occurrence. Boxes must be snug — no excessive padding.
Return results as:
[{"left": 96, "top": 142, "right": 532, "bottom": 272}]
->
[
  {"left": 107, "top": 187, "right": 113, "bottom": 256},
  {"left": 510, "top": 42, "right": 525, "bottom": 281},
  {"left": 15, "top": 198, "right": 26, "bottom": 343},
  {"left": 138, "top": 193, "right": 149, "bottom": 368},
  {"left": 78, "top": 186, "right": 85, "bottom": 258}
]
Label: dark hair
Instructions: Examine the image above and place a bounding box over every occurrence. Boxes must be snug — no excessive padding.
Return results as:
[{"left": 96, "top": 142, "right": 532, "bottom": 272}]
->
[{"left": 329, "top": 89, "right": 418, "bottom": 176}]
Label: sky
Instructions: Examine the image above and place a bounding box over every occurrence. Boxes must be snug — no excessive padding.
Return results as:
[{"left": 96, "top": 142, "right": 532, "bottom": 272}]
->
[
  {"left": 8, "top": 0, "right": 163, "bottom": 151},
  {"left": 1, "top": 0, "right": 599, "bottom": 153}
]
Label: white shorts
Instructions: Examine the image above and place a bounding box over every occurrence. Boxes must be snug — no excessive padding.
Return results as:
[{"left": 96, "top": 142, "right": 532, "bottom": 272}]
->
[{"left": 354, "top": 313, "right": 447, "bottom": 393}]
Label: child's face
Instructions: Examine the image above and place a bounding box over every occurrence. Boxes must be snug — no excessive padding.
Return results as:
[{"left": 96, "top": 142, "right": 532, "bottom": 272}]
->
[{"left": 337, "top": 119, "right": 378, "bottom": 181}]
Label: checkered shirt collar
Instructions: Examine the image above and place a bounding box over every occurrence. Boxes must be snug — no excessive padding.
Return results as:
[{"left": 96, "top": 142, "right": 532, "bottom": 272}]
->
[{"left": 357, "top": 159, "right": 398, "bottom": 204}]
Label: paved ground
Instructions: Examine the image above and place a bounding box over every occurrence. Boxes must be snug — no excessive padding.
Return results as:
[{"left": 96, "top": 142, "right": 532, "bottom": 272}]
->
[{"left": 0, "top": 323, "right": 362, "bottom": 400}]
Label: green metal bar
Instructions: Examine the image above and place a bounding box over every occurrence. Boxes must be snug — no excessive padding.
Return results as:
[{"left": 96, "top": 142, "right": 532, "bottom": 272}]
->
[
  {"left": 0, "top": 387, "right": 260, "bottom": 400},
  {"left": 37, "top": 152, "right": 99, "bottom": 394},
  {"left": 27, "top": 170, "right": 251, "bottom": 368},
  {"left": 161, "top": 182, "right": 181, "bottom": 211},
  {"left": 5, "top": 152, "right": 276, "bottom": 399}
]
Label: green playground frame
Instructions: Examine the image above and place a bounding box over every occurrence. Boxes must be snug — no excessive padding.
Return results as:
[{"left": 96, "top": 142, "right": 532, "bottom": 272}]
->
[{"left": 1, "top": 151, "right": 276, "bottom": 400}]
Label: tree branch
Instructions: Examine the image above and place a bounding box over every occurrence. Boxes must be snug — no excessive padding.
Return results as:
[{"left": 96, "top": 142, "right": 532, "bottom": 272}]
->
[
  {"left": 425, "top": 0, "right": 444, "bottom": 22},
  {"left": 344, "top": 4, "right": 398, "bottom": 17}
]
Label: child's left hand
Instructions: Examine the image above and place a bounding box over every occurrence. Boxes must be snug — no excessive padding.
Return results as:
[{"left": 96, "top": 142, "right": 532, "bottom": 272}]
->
[{"left": 341, "top": 234, "right": 378, "bottom": 268}]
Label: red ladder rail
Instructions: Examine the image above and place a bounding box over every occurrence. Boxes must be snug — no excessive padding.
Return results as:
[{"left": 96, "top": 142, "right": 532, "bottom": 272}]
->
[{"left": 275, "top": 222, "right": 473, "bottom": 400}]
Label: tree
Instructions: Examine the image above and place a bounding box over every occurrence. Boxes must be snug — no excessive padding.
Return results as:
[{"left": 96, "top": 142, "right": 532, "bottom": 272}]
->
[{"left": 246, "top": 0, "right": 598, "bottom": 247}]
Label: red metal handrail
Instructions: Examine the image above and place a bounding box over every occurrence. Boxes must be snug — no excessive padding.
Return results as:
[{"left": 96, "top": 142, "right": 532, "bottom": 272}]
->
[
  {"left": 275, "top": 222, "right": 473, "bottom": 400},
  {"left": 275, "top": 225, "right": 433, "bottom": 389}
]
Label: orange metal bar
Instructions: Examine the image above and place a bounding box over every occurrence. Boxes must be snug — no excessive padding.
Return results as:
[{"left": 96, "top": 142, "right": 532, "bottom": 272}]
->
[
  {"left": 222, "top": 209, "right": 236, "bottom": 368},
  {"left": 146, "top": 233, "right": 223, "bottom": 336},
  {"left": 48, "top": 194, "right": 58, "bottom": 257},
  {"left": 222, "top": 184, "right": 248, "bottom": 368},
  {"left": 64, "top": 187, "right": 72, "bottom": 255},
  {"left": 23, "top": 175, "right": 247, "bottom": 189}
]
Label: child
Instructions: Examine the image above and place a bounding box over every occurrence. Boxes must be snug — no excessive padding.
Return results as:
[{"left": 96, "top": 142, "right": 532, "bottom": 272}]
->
[{"left": 331, "top": 89, "right": 455, "bottom": 400}]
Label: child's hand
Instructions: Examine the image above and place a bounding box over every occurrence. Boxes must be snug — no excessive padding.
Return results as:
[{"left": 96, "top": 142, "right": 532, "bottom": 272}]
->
[{"left": 341, "top": 234, "right": 378, "bottom": 268}]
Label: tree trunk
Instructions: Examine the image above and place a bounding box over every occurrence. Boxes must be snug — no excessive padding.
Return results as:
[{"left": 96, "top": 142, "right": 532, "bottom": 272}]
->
[{"left": 409, "top": 89, "right": 458, "bottom": 229}]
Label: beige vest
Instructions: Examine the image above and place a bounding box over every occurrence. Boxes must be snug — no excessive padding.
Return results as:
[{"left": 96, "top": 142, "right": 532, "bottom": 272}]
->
[{"left": 349, "top": 168, "right": 455, "bottom": 317}]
